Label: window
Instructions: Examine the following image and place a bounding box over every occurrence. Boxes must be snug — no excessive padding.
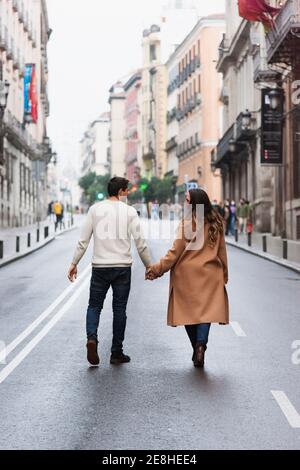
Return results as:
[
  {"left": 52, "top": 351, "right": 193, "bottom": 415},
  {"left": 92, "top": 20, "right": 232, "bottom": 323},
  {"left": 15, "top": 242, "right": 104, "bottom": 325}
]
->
[
  {"left": 198, "top": 74, "right": 201, "bottom": 93},
  {"left": 150, "top": 44, "right": 157, "bottom": 62}
]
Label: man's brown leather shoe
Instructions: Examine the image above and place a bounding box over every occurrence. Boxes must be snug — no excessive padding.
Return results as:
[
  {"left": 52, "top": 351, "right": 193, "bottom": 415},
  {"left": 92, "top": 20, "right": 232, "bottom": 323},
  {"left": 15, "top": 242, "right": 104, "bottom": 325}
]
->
[
  {"left": 193, "top": 343, "right": 207, "bottom": 368},
  {"left": 86, "top": 339, "right": 100, "bottom": 366}
]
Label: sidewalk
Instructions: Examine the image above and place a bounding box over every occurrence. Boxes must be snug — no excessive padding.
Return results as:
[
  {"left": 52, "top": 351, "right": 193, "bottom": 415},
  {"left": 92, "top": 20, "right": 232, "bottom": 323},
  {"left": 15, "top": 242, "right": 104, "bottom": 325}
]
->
[
  {"left": 0, "top": 214, "right": 80, "bottom": 268},
  {"left": 226, "top": 231, "right": 300, "bottom": 274}
]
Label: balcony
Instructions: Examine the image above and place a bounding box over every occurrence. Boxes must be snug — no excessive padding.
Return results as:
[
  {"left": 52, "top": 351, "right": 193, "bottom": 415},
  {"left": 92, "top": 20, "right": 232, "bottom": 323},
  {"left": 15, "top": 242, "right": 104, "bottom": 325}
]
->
[
  {"left": 4, "top": 110, "right": 43, "bottom": 161},
  {"left": 166, "top": 107, "right": 177, "bottom": 124},
  {"left": 24, "top": 12, "right": 29, "bottom": 32},
  {"left": 165, "top": 136, "right": 177, "bottom": 152},
  {"left": 6, "top": 38, "right": 13, "bottom": 60},
  {"left": 0, "top": 23, "right": 8, "bottom": 50},
  {"left": 13, "top": 50, "right": 19, "bottom": 69},
  {"left": 214, "top": 123, "right": 235, "bottom": 167},
  {"left": 41, "top": 92, "right": 50, "bottom": 117},
  {"left": 217, "top": 21, "right": 250, "bottom": 74},
  {"left": 19, "top": 57, "right": 25, "bottom": 77},
  {"left": 218, "top": 34, "right": 229, "bottom": 63},
  {"left": 266, "top": 0, "right": 300, "bottom": 65},
  {"left": 143, "top": 143, "right": 155, "bottom": 161},
  {"left": 18, "top": 2, "right": 24, "bottom": 23}
]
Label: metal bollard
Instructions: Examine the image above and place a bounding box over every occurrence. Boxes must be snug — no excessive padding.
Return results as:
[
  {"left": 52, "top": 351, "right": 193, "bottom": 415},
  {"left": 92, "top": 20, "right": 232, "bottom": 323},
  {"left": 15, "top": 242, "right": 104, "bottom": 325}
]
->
[
  {"left": 0, "top": 241, "right": 3, "bottom": 259},
  {"left": 44, "top": 226, "right": 49, "bottom": 239},
  {"left": 27, "top": 233, "right": 31, "bottom": 248},
  {"left": 283, "top": 240, "right": 288, "bottom": 260},
  {"left": 262, "top": 235, "right": 267, "bottom": 253},
  {"left": 16, "top": 236, "right": 20, "bottom": 253},
  {"left": 234, "top": 228, "right": 239, "bottom": 243},
  {"left": 247, "top": 232, "right": 252, "bottom": 247},
  {"left": 37, "top": 229, "right": 40, "bottom": 243}
]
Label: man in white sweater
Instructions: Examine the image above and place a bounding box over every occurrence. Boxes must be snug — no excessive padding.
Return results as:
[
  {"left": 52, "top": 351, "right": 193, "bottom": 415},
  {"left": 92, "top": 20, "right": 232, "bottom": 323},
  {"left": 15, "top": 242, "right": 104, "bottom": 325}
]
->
[{"left": 68, "top": 177, "right": 152, "bottom": 366}]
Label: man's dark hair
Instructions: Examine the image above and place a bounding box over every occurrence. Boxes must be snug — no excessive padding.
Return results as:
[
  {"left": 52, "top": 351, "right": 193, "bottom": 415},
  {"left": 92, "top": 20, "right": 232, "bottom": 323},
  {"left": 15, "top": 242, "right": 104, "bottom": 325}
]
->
[{"left": 108, "top": 177, "right": 129, "bottom": 197}]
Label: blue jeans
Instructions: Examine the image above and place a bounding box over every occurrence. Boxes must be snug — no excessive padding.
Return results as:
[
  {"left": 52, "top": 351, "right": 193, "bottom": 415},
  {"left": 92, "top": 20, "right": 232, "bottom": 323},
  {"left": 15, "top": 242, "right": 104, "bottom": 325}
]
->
[
  {"left": 229, "top": 216, "right": 236, "bottom": 235},
  {"left": 86, "top": 267, "right": 131, "bottom": 353},
  {"left": 185, "top": 323, "right": 211, "bottom": 348}
]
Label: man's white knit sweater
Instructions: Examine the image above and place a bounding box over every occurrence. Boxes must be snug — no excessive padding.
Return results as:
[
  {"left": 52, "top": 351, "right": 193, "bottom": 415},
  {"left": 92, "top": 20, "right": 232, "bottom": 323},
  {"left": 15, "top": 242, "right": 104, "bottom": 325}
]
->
[{"left": 72, "top": 200, "right": 152, "bottom": 268}]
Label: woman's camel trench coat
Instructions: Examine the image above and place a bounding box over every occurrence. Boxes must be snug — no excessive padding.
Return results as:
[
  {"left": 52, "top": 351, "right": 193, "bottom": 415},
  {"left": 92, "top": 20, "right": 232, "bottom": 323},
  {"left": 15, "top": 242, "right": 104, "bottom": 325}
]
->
[{"left": 151, "top": 220, "right": 229, "bottom": 326}]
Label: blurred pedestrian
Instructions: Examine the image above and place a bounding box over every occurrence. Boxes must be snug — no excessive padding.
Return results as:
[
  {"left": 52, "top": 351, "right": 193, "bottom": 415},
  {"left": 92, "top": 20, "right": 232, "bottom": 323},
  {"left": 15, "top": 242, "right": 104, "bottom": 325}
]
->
[
  {"left": 53, "top": 200, "right": 63, "bottom": 231},
  {"left": 237, "top": 198, "right": 248, "bottom": 234},
  {"left": 219, "top": 201, "right": 225, "bottom": 219},
  {"left": 212, "top": 199, "right": 221, "bottom": 214},
  {"left": 224, "top": 200, "right": 230, "bottom": 236},
  {"left": 47, "top": 201, "right": 54, "bottom": 221},
  {"left": 245, "top": 200, "right": 253, "bottom": 233},
  {"left": 229, "top": 200, "right": 236, "bottom": 236}
]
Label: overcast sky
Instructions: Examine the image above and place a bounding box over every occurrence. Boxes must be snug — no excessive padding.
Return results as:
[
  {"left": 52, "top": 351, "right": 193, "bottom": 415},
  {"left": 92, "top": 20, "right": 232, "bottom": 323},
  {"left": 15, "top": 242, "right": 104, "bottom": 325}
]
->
[{"left": 46, "top": 0, "right": 225, "bottom": 173}]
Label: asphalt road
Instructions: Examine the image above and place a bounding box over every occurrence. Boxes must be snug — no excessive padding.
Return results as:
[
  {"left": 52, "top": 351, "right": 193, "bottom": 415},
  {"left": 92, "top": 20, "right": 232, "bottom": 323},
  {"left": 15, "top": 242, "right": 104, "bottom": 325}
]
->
[{"left": 0, "top": 222, "right": 300, "bottom": 450}]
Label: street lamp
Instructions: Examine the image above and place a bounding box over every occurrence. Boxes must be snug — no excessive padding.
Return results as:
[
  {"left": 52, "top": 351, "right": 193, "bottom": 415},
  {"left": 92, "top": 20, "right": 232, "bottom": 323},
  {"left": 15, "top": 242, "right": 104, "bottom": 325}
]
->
[
  {"left": 268, "top": 89, "right": 281, "bottom": 111},
  {"left": 229, "top": 138, "right": 237, "bottom": 153},
  {"left": 242, "top": 109, "right": 252, "bottom": 129}
]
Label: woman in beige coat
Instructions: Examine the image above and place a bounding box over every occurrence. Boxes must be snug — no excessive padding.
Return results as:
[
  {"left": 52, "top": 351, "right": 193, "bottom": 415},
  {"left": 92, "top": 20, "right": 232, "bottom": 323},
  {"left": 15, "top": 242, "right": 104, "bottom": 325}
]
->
[{"left": 147, "top": 189, "right": 229, "bottom": 368}]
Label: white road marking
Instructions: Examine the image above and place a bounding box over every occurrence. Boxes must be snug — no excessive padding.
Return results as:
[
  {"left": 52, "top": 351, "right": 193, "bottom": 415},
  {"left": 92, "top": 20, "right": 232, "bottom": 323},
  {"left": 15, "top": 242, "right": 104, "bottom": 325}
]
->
[
  {"left": 230, "top": 321, "right": 246, "bottom": 337},
  {"left": 0, "top": 277, "right": 90, "bottom": 385},
  {"left": 0, "top": 264, "right": 91, "bottom": 363},
  {"left": 271, "top": 391, "right": 300, "bottom": 428}
]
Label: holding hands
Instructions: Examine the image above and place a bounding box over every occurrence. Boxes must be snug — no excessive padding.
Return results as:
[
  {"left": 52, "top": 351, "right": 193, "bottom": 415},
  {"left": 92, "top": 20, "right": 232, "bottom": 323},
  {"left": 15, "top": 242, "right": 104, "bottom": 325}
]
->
[{"left": 145, "top": 266, "right": 160, "bottom": 281}]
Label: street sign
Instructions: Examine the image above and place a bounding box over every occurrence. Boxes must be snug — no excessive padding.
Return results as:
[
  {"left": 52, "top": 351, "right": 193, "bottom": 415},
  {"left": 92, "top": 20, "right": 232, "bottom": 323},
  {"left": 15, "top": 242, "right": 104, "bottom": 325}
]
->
[{"left": 261, "top": 88, "right": 283, "bottom": 165}]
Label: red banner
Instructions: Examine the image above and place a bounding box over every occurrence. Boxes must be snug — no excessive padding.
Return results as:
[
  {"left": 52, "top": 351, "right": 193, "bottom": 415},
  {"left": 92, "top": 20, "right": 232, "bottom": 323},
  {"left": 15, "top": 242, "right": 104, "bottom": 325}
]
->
[
  {"left": 29, "top": 64, "right": 38, "bottom": 123},
  {"left": 238, "top": 0, "right": 281, "bottom": 27}
]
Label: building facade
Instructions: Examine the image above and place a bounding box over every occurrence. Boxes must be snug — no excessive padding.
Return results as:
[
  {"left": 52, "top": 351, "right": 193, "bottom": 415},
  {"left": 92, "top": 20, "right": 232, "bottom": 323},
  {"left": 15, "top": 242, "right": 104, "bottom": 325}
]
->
[
  {"left": 266, "top": 0, "right": 300, "bottom": 240},
  {"left": 124, "top": 71, "right": 142, "bottom": 183},
  {"left": 165, "top": 52, "right": 179, "bottom": 184},
  {"left": 214, "top": 0, "right": 300, "bottom": 240},
  {"left": 80, "top": 113, "right": 111, "bottom": 178},
  {"left": 173, "top": 15, "right": 225, "bottom": 201},
  {"left": 0, "top": 0, "right": 51, "bottom": 228},
  {"left": 108, "top": 82, "right": 126, "bottom": 178},
  {"left": 141, "top": 25, "right": 168, "bottom": 180}
]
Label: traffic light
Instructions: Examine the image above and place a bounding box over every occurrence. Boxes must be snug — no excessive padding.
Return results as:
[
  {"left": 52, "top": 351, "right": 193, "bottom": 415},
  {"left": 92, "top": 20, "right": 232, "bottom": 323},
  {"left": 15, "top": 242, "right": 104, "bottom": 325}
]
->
[
  {"left": 97, "top": 192, "right": 104, "bottom": 201},
  {"left": 139, "top": 182, "right": 148, "bottom": 192}
]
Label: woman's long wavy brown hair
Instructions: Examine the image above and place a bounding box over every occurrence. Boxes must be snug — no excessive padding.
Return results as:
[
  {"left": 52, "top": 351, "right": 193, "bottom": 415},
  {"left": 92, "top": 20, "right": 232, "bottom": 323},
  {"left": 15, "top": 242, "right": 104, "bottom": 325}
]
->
[{"left": 188, "top": 189, "right": 224, "bottom": 248}]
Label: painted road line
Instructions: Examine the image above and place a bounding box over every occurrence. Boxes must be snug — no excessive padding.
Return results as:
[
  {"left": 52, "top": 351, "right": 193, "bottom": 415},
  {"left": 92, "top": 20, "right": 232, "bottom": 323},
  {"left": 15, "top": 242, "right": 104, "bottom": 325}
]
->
[
  {"left": 0, "top": 264, "right": 91, "bottom": 364},
  {"left": 0, "top": 276, "right": 90, "bottom": 385},
  {"left": 230, "top": 321, "right": 246, "bottom": 337},
  {"left": 271, "top": 391, "right": 300, "bottom": 428}
]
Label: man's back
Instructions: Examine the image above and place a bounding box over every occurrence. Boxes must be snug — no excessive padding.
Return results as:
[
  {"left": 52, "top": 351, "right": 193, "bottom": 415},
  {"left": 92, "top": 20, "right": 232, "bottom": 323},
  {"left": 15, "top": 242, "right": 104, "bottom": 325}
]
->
[{"left": 72, "top": 199, "right": 151, "bottom": 268}]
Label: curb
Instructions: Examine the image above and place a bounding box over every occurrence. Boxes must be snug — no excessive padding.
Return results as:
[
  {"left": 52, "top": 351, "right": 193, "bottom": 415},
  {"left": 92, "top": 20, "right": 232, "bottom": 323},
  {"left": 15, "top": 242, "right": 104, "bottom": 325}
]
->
[
  {"left": 226, "top": 239, "right": 300, "bottom": 275},
  {"left": 0, "top": 224, "right": 78, "bottom": 269}
]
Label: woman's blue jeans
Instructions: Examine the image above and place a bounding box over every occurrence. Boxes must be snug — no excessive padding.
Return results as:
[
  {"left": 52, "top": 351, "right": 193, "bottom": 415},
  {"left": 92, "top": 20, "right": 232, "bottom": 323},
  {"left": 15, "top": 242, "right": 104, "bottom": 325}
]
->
[{"left": 185, "top": 323, "right": 211, "bottom": 348}]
